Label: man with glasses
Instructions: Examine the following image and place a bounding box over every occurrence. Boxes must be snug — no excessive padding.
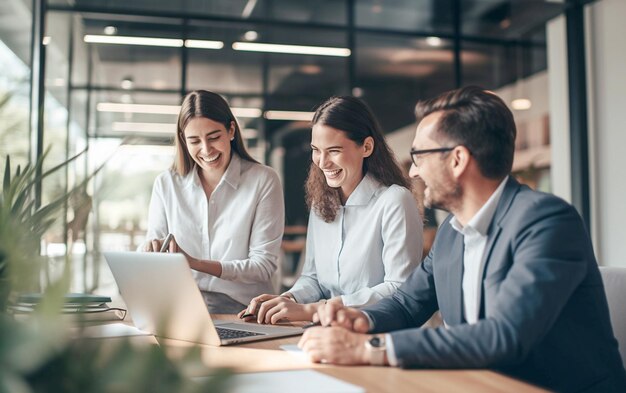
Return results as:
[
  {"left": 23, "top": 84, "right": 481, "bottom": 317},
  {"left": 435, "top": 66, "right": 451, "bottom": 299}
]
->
[{"left": 298, "top": 86, "right": 626, "bottom": 393}]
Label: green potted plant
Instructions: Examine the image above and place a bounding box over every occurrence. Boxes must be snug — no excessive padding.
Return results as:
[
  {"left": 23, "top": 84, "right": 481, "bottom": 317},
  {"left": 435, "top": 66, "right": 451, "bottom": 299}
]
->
[{"left": 0, "top": 150, "right": 231, "bottom": 392}]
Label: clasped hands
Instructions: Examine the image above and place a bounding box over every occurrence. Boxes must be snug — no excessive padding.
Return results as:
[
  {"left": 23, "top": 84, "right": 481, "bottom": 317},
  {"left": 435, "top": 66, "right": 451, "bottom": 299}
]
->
[
  {"left": 298, "top": 302, "right": 374, "bottom": 365},
  {"left": 239, "top": 297, "right": 376, "bottom": 365}
]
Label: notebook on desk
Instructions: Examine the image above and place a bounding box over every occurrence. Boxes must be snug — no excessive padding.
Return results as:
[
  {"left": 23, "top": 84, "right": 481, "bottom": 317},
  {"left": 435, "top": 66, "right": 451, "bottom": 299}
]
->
[{"left": 104, "top": 251, "right": 303, "bottom": 346}]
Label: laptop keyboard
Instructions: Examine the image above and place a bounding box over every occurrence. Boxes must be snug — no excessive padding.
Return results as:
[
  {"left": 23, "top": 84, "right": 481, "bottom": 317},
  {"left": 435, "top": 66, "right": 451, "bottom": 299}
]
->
[{"left": 215, "top": 327, "right": 266, "bottom": 339}]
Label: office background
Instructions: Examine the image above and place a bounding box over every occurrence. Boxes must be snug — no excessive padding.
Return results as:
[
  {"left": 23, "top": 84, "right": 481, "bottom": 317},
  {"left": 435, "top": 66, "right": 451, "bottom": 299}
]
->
[{"left": 0, "top": 0, "right": 624, "bottom": 293}]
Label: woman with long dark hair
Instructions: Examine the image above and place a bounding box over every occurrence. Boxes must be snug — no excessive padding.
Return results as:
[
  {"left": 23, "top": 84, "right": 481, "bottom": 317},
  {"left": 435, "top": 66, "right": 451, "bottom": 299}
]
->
[
  {"left": 142, "top": 90, "right": 284, "bottom": 314},
  {"left": 242, "top": 96, "right": 422, "bottom": 324}
]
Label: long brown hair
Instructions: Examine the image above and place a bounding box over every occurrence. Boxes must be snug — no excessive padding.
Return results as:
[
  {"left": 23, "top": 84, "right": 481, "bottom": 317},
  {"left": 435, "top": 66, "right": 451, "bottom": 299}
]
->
[
  {"left": 305, "top": 96, "right": 411, "bottom": 222},
  {"left": 172, "top": 90, "right": 258, "bottom": 176}
]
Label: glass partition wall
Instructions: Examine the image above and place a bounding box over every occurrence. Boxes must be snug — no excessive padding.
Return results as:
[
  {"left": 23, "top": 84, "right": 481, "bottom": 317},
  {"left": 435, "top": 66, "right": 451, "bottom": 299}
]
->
[{"left": 3, "top": 0, "right": 575, "bottom": 292}]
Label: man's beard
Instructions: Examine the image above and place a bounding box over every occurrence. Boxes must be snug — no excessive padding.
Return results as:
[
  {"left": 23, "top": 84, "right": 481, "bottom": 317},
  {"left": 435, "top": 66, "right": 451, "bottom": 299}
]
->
[{"left": 424, "top": 179, "right": 461, "bottom": 212}]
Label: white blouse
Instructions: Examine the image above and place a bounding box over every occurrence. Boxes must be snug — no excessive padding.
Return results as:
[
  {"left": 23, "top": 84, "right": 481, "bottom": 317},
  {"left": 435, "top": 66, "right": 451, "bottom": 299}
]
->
[
  {"left": 289, "top": 174, "right": 423, "bottom": 307},
  {"left": 145, "top": 154, "right": 285, "bottom": 305}
]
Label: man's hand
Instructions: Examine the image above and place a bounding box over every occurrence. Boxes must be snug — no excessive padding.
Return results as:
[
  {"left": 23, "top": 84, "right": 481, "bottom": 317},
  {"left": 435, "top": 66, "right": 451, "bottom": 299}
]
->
[
  {"left": 315, "top": 302, "right": 371, "bottom": 333},
  {"left": 298, "top": 326, "right": 371, "bottom": 365}
]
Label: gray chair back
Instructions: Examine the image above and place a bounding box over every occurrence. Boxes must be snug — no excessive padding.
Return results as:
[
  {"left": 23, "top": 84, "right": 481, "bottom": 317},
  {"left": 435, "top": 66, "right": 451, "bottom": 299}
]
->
[{"left": 599, "top": 266, "right": 626, "bottom": 368}]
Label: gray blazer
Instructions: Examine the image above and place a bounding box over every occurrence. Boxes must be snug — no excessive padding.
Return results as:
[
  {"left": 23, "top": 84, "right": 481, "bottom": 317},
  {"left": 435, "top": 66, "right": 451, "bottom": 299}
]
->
[{"left": 364, "top": 178, "right": 626, "bottom": 392}]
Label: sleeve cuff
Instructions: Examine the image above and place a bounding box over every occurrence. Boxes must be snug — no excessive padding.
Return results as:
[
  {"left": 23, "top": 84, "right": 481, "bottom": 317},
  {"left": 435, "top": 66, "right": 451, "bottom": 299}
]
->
[
  {"left": 288, "top": 282, "right": 323, "bottom": 304},
  {"left": 279, "top": 292, "right": 297, "bottom": 302},
  {"left": 219, "top": 260, "right": 235, "bottom": 281},
  {"left": 362, "top": 311, "right": 398, "bottom": 367},
  {"left": 385, "top": 333, "right": 399, "bottom": 367},
  {"left": 361, "top": 311, "right": 375, "bottom": 332}
]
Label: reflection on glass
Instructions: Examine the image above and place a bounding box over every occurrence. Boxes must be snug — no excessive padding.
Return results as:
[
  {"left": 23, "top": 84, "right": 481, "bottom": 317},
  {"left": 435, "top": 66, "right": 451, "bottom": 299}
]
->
[
  {"left": 91, "top": 139, "right": 174, "bottom": 252},
  {"left": 461, "top": 0, "right": 563, "bottom": 38},
  {"left": 356, "top": 0, "right": 454, "bottom": 34},
  {"left": 48, "top": 0, "right": 348, "bottom": 25},
  {"left": 0, "top": 40, "right": 30, "bottom": 169},
  {"left": 461, "top": 32, "right": 546, "bottom": 91},
  {"left": 356, "top": 33, "right": 455, "bottom": 133}
]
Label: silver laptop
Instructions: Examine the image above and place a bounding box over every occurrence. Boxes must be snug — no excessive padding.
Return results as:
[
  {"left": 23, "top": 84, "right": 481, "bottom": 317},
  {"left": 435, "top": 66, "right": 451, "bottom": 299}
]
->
[{"left": 104, "top": 251, "right": 303, "bottom": 346}]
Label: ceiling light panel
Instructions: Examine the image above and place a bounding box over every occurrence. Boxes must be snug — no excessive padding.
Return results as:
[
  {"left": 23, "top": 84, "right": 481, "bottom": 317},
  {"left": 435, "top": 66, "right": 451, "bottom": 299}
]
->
[
  {"left": 97, "top": 103, "right": 262, "bottom": 118},
  {"left": 84, "top": 35, "right": 183, "bottom": 47},
  {"left": 232, "top": 42, "right": 351, "bottom": 57},
  {"left": 264, "top": 111, "right": 315, "bottom": 121},
  {"left": 184, "top": 39, "right": 224, "bottom": 49},
  {"left": 112, "top": 122, "right": 175, "bottom": 134}
]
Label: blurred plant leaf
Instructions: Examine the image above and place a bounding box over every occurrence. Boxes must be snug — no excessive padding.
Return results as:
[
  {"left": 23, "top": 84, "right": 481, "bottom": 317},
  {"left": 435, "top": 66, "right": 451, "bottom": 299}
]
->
[{"left": 1, "top": 144, "right": 232, "bottom": 392}]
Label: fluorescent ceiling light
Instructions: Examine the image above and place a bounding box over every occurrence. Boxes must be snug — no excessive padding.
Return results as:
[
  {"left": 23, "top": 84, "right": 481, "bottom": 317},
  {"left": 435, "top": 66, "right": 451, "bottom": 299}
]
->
[
  {"left": 113, "top": 122, "right": 262, "bottom": 138},
  {"left": 425, "top": 36, "right": 443, "bottom": 47},
  {"left": 97, "top": 103, "right": 180, "bottom": 115},
  {"left": 84, "top": 34, "right": 183, "bottom": 47},
  {"left": 118, "top": 145, "right": 176, "bottom": 155},
  {"left": 242, "top": 0, "right": 258, "bottom": 18},
  {"left": 103, "top": 26, "right": 117, "bottom": 35},
  {"left": 112, "top": 122, "right": 175, "bottom": 134},
  {"left": 97, "top": 103, "right": 262, "bottom": 118},
  {"left": 184, "top": 39, "right": 224, "bottom": 49},
  {"left": 120, "top": 77, "right": 134, "bottom": 90},
  {"left": 85, "top": 35, "right": 226, "bottom": 50},
  {"left": 511, "top": 98, "right": 532, "bottom": 111},
  {"left": 232, "top": 42, "right": 351, "bottom": 57},
  {"left": 242, "top": 128, "right": 259, "bottom": 139},
  {"left": 244, "top": 30, "right": 259, "bottom": 41},
  {"left": 264, "top": 110, "right": 315, "bottom": 121},
  {"left": 233, "top": 108, "right": 262, "bottom": 118}
]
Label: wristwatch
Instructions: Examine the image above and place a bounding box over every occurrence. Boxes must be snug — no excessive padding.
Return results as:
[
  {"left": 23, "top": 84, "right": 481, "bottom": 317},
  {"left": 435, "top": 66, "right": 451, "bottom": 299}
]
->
[{"left": 365, "top": 335, "right": 386, "bottom": 366}]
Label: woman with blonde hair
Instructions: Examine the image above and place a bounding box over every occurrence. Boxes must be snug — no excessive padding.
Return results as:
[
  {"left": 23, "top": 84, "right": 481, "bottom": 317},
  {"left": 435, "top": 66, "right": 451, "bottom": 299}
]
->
[
  {"left": 242, "top": 96, "right": 422, "bottom": 323},
  {"left": 143, "top": 90, "right": 284, "bottom": 313}
]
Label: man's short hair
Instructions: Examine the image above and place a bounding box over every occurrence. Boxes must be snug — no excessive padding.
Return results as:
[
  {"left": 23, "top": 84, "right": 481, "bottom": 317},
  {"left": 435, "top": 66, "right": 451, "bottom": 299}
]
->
[{"left": 415, "top": 86, "right": 516, "bottom": 179}]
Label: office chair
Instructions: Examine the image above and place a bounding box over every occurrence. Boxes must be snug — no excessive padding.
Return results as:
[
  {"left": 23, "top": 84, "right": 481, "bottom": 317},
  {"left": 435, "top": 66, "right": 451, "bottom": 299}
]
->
[{"left": 599, "top": 266, "right": 626, "bottom": 369}]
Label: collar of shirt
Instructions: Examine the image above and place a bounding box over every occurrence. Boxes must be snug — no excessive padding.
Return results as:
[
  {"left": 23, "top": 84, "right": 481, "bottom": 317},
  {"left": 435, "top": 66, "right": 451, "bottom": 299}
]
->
[
  {"left": 344, "top": 173, "right": 381, "bottom": 206},
  {"left": 450, "top": 175, "right": 509, "bottom": 237},
  {"left": 184, "top": 153, "right": 242, "bottom": 190}
]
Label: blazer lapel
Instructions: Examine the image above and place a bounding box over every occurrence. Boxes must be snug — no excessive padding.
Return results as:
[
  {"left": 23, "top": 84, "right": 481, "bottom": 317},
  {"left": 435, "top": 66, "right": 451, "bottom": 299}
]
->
[
  {"left": 477, "top": 177, "right": 521, "bottom": 317},
  {"left": 444, "top": 233, "right": 465, "bottom": 326}
]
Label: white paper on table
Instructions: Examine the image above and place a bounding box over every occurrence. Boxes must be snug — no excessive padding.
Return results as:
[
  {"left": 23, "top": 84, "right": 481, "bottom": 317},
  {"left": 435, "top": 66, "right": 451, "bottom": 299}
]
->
[
  {"left": 197, "top": 370, "right": 365, "bottom": 393},
  {"left": 279, "top": 344, "right": 309, "bottom": 361},
  {"left": 71, "top": 323, "right": 151, "bottom": 338}
]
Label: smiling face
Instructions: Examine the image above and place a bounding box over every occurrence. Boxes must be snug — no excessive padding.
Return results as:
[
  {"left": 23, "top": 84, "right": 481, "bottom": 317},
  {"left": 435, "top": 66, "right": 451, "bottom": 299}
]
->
[
  {"left": 183, "top": 117, "right": 234, "bottom": 179},
  {"left": 311, "top": 124, "right": 373, "bottom": 201},
  {"left": 409, "top": 112, "right": 461, "bottom": 211}
]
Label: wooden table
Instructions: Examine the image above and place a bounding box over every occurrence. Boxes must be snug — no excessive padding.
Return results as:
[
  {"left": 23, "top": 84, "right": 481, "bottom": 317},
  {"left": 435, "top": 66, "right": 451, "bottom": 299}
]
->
[{"left": 151, "top": 315, "right": 549, "bottom": 393}]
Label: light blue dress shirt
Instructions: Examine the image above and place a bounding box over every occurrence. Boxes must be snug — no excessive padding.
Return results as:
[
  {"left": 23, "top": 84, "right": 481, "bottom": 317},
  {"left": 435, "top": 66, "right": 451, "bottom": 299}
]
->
[{"left": 289, "top": 174, "right": 423, "bottom": 307}]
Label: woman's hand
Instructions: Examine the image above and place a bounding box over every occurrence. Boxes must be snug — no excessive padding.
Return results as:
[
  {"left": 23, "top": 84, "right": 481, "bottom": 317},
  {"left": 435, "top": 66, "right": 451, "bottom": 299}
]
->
[
  {"left": 143, "top": 236, "right": 222, "bottom": 277},
  {"left": 237, "top": 294, "right": 279, "bottom": 321},
  {"left": 142, "top": 235, "right": 177, "bottom": 253},
  {"left": 239, "top": 293, "right": 319, "bottom": 324}
]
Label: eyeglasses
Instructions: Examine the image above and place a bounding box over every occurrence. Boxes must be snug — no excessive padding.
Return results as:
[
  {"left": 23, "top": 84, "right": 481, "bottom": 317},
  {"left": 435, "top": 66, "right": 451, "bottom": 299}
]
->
[{"left": 409, "top": 147, "right": 456, "bottom": 167}]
